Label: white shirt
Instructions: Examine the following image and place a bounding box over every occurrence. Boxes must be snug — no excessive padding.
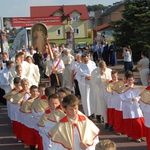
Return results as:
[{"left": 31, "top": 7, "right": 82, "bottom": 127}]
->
[
  {"left": 138, "top": 57, "right": 149, "bottom": 70},
  {"left": 70, "top": 60, "right": 81, "bottom": 79},
  {"left": 140, "top": 101, "right": 150, "bottom": 128},
  {"left": 120, "top": 88, "right": 143, "bottom": 119},
  {"left": 123, "top": 51, "right": 132, "bottom": 62},
  {"left": 49, "top": 59, "right": 65, "bottom": 74},
  {"left": 0, "top": 68, "right": 13, "bottom": 93}
]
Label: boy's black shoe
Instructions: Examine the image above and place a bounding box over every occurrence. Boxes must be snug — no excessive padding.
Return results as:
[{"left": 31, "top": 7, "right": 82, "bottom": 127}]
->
[{"left": 105, "top": 123, "right": 109, "bottom": 129}]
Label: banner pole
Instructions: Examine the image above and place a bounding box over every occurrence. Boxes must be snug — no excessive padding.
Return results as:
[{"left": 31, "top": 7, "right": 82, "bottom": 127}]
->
[{"left": 0, "top": 17, "right": 3, "bottom": 53}]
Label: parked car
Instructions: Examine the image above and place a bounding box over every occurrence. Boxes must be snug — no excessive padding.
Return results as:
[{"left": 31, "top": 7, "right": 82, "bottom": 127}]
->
[{"left": 76, "top": 42, "right": 86, "bottom": 49}]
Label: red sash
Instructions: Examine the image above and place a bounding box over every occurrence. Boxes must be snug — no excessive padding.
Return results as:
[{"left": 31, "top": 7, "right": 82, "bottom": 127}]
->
[
  {"left": 73, "top": 72, "right": 77, "bottom": 79},
  {"left": 51, "top": 59, "right": 61, "bottom": 74}
]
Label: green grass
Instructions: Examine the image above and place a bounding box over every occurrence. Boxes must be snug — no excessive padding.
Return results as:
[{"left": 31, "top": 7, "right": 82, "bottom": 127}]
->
[{"left": 51, "top": 38, "right": 93, "bottom": 45}]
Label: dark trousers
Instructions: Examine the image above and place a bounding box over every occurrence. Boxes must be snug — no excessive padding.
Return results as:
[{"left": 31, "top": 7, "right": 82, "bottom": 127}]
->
[
  {"left": 0, "top": 88, "right": 6, "bottom": 105},
  {"left": 30, "top": 146, "right": 36, "bottom": 150},
  {"left": 110, "top": 51, "right": 117, "bottom": 66},
  {"left": 93, "top": 51, "right": 98, "bottom": 62},
  {"left": 74, "top": 79, "right": 81, "bottom": 97},
  {"left": 50, "top": 73, "right": 63, "bottom": 88},
  {"left": 124, "top": 61, "right": 132, "bottom": 72}
]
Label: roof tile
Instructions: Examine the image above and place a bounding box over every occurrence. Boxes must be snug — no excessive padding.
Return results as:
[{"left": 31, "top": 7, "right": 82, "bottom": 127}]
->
[{"left": 30, "top": 5, "right": 89, "bottom": 20}]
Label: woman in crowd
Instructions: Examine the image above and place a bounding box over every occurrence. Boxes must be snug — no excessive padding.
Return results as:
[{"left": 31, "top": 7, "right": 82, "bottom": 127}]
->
[
  {"left": 122, "top": 45, "right": 132, "bottom": 72},
  {"left": 137, "top": 50, "right": 150, "bottom": 86}
]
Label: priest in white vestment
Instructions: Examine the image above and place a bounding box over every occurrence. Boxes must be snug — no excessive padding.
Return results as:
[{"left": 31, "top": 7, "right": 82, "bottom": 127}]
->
[
  {"left": 26, "top": 56, "right": 40, "bottom": 86},
  {"left": 62, "top": 49, "right": 74, "bottom": 90},
  {"left": 91, "top": 60, "right": 112, "bottom": 123},
  {"left": 77, "top": 52, "right": 96, "bottom": 117},
  {"left": 9, "top": 52, "right": 30, "bottom": 78}
]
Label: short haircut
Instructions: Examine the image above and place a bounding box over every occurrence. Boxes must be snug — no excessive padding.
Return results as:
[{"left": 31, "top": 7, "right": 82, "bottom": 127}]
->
[
  {"left": 141, "top": 50, "right": 148, "bottom": 58},
  {"left": 6, "top": 61, "right": 14, "bottom": 68},
  {"left": 48, "top": 94, "right": 59, "bottom": 103},
  {"left": 126, "top": 73, "right": 134, "bottom": 80},
  {"left": 22, "top": 48, "right": 26, "bottom": 52},
  {"left": 21, "top": 78, "right": 29, "bottom": 85},
  {"left": 98, "top": 60, "right": 107, "bottom": 69},
  {"left": 62, "top": 94, "right": 79, "bottom": 109},
  {"left": 38, "top": 83, "right": 47, "bottom": 90},
  {"left": 81, "top": 52, "right": 89, "bottom": 58},
  {"left": 26, "top": 56, "right": 34, "bottom": 62},
  {"left": 15, "top": 65, "right": 22, "bottom": 71},
  {"left": 124, "top": 70, "right": 133, "bottom": 79},
  {"left": 45, "top": 86, "right": 55, "bottom": 97},
  {"left": 59, "top": 87, "right": 72, "bottom": 95},
  {"left": 53, "top": 51, "right": 59, "bottom": 54},
  {"left": 56, "top": 88, "right": 72, "bottom": 100},
  {"left": 95, "top": 140, "right": 116, "bottom": 150},
  {"left": 13, "top": 77, "right": 21, "bottom": 84},
  {"left": 57, "top": 88, "right": 69, "bottom": 95},
  {"left": 85, "top": 50, "right": 91, "bottom": 55},
  {"left": 2, "top": 52, "right": 7, "bottom": 56},
  {"left": 76, "top": 53, "right": 82, "bottom": 58},
  {"left": 15, "top": 52, "right": 24, "bottom": 59},
  {"left": 63, "top": 87, "right": 74, "bottom": 94},
  {"left": 111, "top": 70, "right": 118, "bottom": 75},
  {"left": 30, "top": 85, "right": 38, "bottom": 92}
]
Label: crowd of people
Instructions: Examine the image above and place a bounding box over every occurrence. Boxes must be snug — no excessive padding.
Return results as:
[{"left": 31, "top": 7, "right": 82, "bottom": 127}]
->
[{"left": 0, "top": 41, "right": 150, "bottom": 150}]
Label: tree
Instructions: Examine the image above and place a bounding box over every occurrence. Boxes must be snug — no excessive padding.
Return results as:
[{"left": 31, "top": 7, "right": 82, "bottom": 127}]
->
[
  {"left": 87, "top": 4, "right": 106, "bottom": 12},
  {"left": 111, "top": 0, "right": 150, "bottom": 54}
]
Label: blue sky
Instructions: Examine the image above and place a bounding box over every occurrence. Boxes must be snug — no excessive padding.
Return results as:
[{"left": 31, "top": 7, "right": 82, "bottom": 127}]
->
[{"left": 0, "top": 0, "right": 119, "bottom": 17}]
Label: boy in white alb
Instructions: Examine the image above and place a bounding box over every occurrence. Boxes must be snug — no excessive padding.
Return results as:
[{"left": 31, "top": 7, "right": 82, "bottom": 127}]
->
[
  {"left": 140, "top": 86, "right": 150, "bottom": 149},
  {"left": 10, "top": 78, "right": 30, "bottom": 141},
  {"left": 38, "top": 88, "right": 72, "bottom": 150},
  {"left": 120, "top": 74, "right": 145, "bottom": 142},
  {"left": 105, "top": 70, "right": 124, "bottom": 132},
  {"left": 37, "top": 94, "right": 61, "bottom": 150},
  {"left": 48, "top": 94, "right": 100, "bottom": 150},
  {"left": 19, "top": 85, "right": 39, "bottom": 149},
  {"left": 3, "top": 77, "right": 22, "bottom": 121},
  {"left": 31, "top": 85, "right": 55, "bottom": 150}
]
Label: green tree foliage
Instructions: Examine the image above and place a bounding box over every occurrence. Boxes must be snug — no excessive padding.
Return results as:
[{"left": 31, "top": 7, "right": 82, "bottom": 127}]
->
[
  {"left": 87, "top": 4, "right": 106, "bottom": 12},
  {"left": 111, "top": 0, "right": 150, "bottom": 53}
]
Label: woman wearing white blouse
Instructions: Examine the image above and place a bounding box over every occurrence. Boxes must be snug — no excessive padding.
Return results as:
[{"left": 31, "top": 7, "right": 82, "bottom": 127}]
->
[
  {"left": 122, "top": 45, "right": 132, "bottom": 72},
  {"left": 137, "top": 50, "right": 150, "bottom": 86}
]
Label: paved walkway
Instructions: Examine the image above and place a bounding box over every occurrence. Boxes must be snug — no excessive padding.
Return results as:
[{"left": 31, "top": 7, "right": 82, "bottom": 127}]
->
[
  {"left": 0, "top": 104, "right": 147, "bottom": 150},
  {"left": 0, "top": 63, "right": 148, "bottom": 150}
]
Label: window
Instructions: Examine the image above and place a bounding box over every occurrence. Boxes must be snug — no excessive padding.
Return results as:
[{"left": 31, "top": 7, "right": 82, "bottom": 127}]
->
[
  {"left": 57, "top": 29, "right": 61, "bottom": 35},
  {"left": 72, "top": 16, "right": 79, "bottom": 21},
  {"left": 74, "top": 28, "right": 79, "bottom": 34}
]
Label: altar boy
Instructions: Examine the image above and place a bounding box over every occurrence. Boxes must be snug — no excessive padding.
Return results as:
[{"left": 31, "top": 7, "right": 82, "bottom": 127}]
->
[{"left": 48, "top": 94, "right": 100, "bottom": 150}]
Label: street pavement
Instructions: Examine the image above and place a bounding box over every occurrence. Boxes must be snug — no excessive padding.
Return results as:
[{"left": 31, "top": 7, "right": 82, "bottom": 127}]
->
[{"left": 0, "top": 63, "right": 148, "bottom": 150}]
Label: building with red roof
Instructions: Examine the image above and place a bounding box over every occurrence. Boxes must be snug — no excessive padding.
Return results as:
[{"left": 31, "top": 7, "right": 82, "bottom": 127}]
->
[
  {"left": 92, "top": 1, "right": 125, "bottom": 44},
  {"left": 30, "top": 5, "right": 89, "bottom": 40}
]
